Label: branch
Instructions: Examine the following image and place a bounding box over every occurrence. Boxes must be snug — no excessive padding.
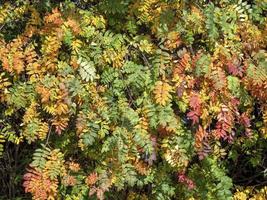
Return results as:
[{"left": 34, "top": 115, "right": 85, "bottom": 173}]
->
[
  {"left": 45, "top": 124, "right": 52, "bottom": 146},
  {"left": 0, "top": 24, "right": 5, "bottom": 32},
  {"left": 141, "top": 52, "right": 153, "bottom": 69}
]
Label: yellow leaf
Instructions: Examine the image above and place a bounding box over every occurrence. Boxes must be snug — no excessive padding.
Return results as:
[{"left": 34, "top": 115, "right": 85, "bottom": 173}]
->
[{"left": 153, "top": 81, "right": 172, "bottom": 106}]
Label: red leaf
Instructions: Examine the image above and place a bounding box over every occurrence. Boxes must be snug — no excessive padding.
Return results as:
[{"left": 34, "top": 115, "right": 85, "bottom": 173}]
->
[
  {"left": 227, "top": 61, "right": 243, "bottom": 77},
  {"left": 189, "top": 94, "right": 201, "bottom": 110},
  {"left": 240, "top": 113, "right": 251, "bottom": 127},
  {"left": 187, "top": 111, "right": 199, "bottom": 124}
]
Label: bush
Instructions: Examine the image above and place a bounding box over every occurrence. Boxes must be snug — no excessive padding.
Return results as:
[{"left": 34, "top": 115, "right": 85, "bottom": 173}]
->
[{"left": 0, "top": 0, "right": 266, "bottom": 199}]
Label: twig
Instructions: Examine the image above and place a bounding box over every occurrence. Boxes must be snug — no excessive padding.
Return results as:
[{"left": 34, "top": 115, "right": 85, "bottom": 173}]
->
[
  {"left": 252, "top": 180, "right": 267, "bottom": 187},
  {"left": 118, "top": 70, "right": 138, "bottom": 109},
  {"left": 189, "top": 45, "right": 195, "bottom": 56},
  {"left": 125, "top": 85, "right": 138, "bottom": 109},
  {"left": 141, "top": 52, "right": 153, "bottom": 69},
  {"left": 0, "top": 24, "right": 5, "bottom": 32},
  {"left": 45, "top": 125, "right": 52, "bottom": 146},
  {"left": 235, "top": 171, "right": 264, "bottom": 184}
]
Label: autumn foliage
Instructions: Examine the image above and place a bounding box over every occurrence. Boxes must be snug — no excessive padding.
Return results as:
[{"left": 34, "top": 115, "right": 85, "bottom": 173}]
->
[{"left": 0, "top": 0, "right": 266, "bottom": 199}]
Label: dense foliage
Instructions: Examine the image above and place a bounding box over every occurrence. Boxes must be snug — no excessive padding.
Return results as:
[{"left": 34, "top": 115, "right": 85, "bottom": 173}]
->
[{"left": 0, "top": 0, "right": 266, "bottom": 199}]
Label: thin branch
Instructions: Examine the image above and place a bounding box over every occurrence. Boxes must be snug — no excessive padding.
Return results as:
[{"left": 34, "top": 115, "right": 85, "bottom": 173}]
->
[
  {"left": 0, "top": 24, "right": 5, "bottom": 32},
  {"left": 235, "top": 171, "right": 264, "bottom": 184},
  {"left": 253, "top": 180, "right": 267, "bottom": 187},
  {"left": 118, "top": 70, "right": 138, "bottom": 109},
  {"left": 141, "top": 52, "right": 153, "bottom": 69},
  {"left": 45, "top": 125, "right": 52, "bottom": 146}
]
